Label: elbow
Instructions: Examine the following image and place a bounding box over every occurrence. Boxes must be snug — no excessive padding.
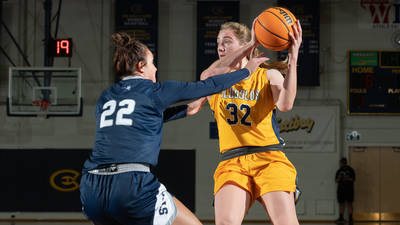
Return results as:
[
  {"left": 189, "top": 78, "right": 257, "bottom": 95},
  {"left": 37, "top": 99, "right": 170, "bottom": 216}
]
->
[
  {"left": 276, "top": 93, "right": 296, "bottom": 112},
  {"left": 277, "top": 103, "right": 294, "bottom": 112}
]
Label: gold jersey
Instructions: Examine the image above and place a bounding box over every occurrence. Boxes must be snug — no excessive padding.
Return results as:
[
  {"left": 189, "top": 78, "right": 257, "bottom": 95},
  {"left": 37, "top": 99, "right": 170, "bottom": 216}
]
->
[{"left": 209, "top": 67, "right": 283, "bottom": 153}]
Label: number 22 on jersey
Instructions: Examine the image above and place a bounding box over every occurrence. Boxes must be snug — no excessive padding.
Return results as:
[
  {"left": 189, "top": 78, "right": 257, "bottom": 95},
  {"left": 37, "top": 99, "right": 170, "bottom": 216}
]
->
[{"left": 100, "top": 99, "right": 136, "bottom": 128}]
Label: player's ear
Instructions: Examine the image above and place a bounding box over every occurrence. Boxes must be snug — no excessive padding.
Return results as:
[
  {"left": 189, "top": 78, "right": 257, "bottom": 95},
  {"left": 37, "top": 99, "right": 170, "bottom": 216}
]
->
[{"left": 136, "top": 61, "right": 145, "bottom": 73}]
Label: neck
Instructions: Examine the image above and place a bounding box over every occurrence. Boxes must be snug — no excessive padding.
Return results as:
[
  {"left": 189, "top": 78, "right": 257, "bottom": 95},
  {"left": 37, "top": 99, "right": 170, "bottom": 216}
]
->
[
  {"left": 122, "top": 74, "right": 143, "bottom": 80},
  {"left": 235, "top": 57, "right": 249, "bottom": 70}
]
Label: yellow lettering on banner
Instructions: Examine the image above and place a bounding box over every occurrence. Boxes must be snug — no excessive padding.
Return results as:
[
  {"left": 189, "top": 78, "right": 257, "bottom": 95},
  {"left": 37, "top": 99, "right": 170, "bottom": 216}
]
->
[
  {"left": 392, "top": 69, "right": 400, "bottom": 74},
  {"left": 278, "top": 115, "right": 315, "bottom": 133},
  {"left": 352, "top": 67, "right": 374, "bottom": 73},
  {"left": 49, "top": 169, "right": 80, "bottom": 192},
  {"left": 388, "top": 88, "right": 400, "bottom": 94}
]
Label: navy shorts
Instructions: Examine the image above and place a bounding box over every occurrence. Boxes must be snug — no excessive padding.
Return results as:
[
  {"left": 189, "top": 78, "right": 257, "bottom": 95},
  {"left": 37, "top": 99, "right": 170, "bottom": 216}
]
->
[
  {"left": 80, "top": 171, "right": 177, "bottom": 225},
  {"left": 337, "top": 187, "right": 354, "bottom": 203}
]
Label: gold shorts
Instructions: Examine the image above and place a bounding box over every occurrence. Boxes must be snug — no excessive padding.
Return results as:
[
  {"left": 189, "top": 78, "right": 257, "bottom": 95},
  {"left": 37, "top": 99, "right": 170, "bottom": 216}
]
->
[{"left": 214, "top": 150, "right": 297, "bottom": 203}]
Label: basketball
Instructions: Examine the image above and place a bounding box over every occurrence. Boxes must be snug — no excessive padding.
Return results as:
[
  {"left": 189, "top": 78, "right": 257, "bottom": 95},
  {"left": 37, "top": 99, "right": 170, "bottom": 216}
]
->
[{"left": 254, "top": 7, "right": 297, "bottom": 51}]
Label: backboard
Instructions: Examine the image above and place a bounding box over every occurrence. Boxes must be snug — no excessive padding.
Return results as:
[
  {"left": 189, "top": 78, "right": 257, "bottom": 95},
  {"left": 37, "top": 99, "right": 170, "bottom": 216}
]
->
[{"left": 8, "top": 67, "right": 82, "bottom": 117}]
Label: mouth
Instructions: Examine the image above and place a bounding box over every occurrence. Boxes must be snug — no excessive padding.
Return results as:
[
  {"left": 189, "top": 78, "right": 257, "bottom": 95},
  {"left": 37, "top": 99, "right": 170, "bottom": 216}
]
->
[{"left": 219, "top": 54, "right": 226, "bottom": 58}]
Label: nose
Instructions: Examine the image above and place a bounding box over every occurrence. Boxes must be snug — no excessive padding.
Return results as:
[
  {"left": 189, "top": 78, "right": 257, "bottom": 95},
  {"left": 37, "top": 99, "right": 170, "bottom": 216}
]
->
[{"left": 218, "top": 44, "right": 225, "bottom": 53}]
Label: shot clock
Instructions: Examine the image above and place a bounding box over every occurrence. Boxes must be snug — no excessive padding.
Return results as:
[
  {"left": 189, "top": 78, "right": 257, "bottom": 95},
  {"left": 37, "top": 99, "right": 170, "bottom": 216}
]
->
[
  {"left": 48, "top": 38, "right": 73, "bottom": 57},
  {"left": 348, "top": 51, "right": 400, "bottom": 115}
]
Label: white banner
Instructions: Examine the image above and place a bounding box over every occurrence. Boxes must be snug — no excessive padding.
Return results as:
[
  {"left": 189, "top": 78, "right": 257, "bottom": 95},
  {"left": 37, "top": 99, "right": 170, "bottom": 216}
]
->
[
  {"left": 277, "top": 105, "right": 339, "bottom": 152},
  {"left": 357, "top": 0, "right": 400, "bottom": 29}
]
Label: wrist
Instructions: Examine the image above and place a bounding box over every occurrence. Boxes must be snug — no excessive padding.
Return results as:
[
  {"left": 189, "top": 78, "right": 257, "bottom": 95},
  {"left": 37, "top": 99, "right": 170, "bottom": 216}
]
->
[
  {"left": 288, "top": 54, "right": 298, "bottom": 62},
  {"left": 288, "top": 58, "right": 297, "bottom": 67}
]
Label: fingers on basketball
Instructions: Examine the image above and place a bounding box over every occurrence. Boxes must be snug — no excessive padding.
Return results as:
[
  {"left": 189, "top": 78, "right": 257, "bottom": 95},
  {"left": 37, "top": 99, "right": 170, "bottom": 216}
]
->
[{"left": 254, "top": 7, "right": 297, "bottom": 51}]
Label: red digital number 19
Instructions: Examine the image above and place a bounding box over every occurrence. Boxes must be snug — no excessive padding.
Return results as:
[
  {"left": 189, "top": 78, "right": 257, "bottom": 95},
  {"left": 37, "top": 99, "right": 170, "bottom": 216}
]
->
[{"left": 57, "top": 40, "right": 70, "bottom": 54}]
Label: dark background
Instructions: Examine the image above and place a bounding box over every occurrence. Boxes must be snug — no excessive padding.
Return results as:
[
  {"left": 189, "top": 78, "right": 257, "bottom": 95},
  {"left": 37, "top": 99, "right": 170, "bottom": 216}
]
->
[{"left": 0, "top": 149, "right": 196, "bottom": 212}]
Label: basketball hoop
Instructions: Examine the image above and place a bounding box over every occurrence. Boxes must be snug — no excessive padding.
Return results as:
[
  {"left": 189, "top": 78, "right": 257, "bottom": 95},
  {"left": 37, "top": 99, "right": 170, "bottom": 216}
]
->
[
  {"left": 8, "top": 67, "right": 81, "bottom": 116},
  {"left": 32, "top": 100, "right": 52, "bottom": 111}
]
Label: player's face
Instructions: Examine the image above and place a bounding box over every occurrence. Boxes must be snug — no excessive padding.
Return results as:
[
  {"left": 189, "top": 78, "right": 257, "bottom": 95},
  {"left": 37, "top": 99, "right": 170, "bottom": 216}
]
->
[
  {"left": 142, "top": 49, "right": 157, "bottom": 83},
  {"left": 217, "top": 29, "right": 243, "bottom": 59}
]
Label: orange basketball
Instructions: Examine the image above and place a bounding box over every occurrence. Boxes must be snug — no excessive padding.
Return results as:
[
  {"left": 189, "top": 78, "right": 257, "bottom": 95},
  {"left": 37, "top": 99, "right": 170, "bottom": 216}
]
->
[{"left": 254, "top": 7, "right": 297, "bottom": 51}]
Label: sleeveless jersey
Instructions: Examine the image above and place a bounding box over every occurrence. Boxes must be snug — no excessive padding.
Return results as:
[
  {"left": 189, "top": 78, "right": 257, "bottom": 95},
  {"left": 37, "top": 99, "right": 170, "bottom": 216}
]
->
[{"left": 209, "top": 67, "right": 283, "bottom": 153}]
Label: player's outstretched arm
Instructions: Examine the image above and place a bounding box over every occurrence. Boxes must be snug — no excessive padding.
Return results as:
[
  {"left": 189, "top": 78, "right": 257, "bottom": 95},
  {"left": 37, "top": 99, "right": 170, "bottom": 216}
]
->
[{"left": 162, "top": 97, "right": 207, "bottom": 121}]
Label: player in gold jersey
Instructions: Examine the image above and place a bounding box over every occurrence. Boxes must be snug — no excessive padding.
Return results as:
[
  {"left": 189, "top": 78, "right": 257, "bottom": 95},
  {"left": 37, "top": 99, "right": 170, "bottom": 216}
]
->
[{"left": 201, "top": 19, "right": 302, "bottom": 225}]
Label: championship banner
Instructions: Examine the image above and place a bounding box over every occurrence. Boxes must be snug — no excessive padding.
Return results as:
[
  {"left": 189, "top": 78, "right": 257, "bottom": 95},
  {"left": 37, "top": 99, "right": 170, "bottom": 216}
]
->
[
  {"left": 277, "top": 0, "right": 320, "bottom": 86},
  {"left": 196, "top": 1, "right": 239, "bottom": 80},
  {"left": 277, "top": 105, "right": 339, "bottom": 152},
  {"left": 115, "top": 0, "right": 158, "bottom": 65}
]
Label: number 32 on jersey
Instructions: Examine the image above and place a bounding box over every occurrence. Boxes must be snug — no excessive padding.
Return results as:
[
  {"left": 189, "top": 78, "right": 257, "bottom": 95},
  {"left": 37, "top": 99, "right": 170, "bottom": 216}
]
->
[
  {"left": 226, "top": 103, "right": 251, "bottom": 126},
  {"left": 100, "top": 99, "right": 136, "bottom": 128}
]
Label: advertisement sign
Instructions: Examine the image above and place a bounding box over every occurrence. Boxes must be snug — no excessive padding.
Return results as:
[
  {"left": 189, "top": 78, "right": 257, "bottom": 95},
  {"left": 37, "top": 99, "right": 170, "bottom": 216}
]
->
[{"left": 278, "top": 105, "right": 339, "bottom": 152}]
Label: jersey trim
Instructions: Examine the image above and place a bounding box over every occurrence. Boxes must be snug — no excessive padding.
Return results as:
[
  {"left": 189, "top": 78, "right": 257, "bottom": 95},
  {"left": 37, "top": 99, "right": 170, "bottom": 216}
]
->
[
  {"left": 219, "top": 144, "right": 284, "bottom": 161},
  {"left": 271, "top": 109, "right": 284, "bottom": 145}
]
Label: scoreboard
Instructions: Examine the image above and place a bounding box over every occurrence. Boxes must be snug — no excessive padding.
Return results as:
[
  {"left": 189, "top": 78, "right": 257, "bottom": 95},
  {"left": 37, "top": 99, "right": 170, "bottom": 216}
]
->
[{"left": 348, "top": 51, "right": 400, "bottom": 115}]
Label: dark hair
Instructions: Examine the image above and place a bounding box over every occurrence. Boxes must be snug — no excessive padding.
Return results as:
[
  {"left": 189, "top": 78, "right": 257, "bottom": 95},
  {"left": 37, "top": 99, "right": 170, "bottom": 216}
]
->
[
  {"left": 111, "top": 32, "right": 148, "bottom": 79},
  {"left": 220, "top": 22, "right": 288, "bottom": 75},
  {"left": 340, "top": 158, "right": 347, "bottom": 164}
]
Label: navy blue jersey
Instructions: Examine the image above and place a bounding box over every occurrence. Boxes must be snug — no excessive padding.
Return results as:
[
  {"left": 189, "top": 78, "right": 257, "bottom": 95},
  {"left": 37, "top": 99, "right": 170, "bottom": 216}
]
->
[{"left": 82, "top": 69, "right": 250, "bottom": 171}]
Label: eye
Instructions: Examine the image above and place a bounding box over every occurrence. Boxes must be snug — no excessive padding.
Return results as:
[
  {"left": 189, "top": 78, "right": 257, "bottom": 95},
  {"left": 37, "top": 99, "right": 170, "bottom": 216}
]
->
[{"left": 223, "top": 39, "right": 232, "bottom": 45}]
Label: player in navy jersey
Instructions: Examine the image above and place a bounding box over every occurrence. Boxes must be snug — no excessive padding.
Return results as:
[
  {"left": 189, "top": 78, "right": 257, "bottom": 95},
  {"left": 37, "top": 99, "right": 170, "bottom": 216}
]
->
[{"left": 79, "top": 32, "right": 267, "bottom": 225}]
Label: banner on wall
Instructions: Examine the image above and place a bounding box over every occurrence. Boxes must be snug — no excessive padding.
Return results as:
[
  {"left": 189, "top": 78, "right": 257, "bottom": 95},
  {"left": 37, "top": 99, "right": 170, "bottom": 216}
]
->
[
  {"left": 196, "top": 1, "right": 239, "bottom": 80},
  {"left": 277, "top": 0, "right": 320, "bottom": 86},
  {"left": 358, "top": 0, "right": 400, "bottom": 29},
  {"left": 0, "top": 149, "right": 195, "bottom": 212},
  {"left": 115, "top": 0, "right": 158, "bottom": 65},
  {"left": 277, "top": 105, "right": 339, "bottom": 152}
]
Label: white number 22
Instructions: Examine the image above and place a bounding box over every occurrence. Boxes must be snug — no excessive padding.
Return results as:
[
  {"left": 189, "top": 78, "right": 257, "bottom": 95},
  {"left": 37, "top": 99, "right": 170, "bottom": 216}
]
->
[{"left": 100, "top": 99, "right": 136, "bottom": 128}]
